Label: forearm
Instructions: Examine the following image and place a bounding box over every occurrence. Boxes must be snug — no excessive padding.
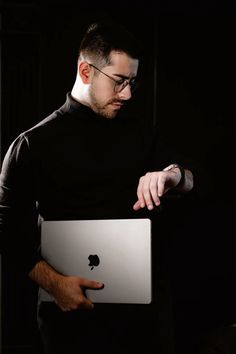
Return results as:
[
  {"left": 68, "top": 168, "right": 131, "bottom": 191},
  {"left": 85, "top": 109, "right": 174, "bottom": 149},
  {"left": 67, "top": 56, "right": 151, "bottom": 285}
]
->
[
  {"left": 29, "top": 259, "right": 64, "bottom": 296},
  {"left": 29, "top": 259, "right": 102, "bottom": 311}
]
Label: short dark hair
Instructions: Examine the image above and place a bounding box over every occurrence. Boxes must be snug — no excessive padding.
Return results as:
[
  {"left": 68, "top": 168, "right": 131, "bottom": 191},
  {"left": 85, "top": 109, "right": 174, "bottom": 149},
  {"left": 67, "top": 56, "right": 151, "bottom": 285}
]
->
[{"left": 79, "top": 21, "right": 142, "bottom": 67}]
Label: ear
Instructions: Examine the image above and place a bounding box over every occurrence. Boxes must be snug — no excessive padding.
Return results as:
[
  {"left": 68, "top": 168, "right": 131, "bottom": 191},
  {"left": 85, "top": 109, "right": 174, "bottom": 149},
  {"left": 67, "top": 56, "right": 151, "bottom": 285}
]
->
[{"left": 78, "top": 62, "right": 93, "bottom": 84}]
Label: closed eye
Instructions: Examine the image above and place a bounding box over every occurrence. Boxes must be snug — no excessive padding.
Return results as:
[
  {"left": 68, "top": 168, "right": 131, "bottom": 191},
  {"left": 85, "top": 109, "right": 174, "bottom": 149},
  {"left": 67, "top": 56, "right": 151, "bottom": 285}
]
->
[{"left": 116, "top": 78, "right": 126, "bottom": 85}]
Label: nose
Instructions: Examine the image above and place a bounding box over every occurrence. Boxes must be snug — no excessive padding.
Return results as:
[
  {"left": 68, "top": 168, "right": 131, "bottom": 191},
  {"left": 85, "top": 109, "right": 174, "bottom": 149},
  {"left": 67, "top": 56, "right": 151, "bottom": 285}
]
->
[{"left": 118, "top": 84, "right": 132, "bottom": 101}]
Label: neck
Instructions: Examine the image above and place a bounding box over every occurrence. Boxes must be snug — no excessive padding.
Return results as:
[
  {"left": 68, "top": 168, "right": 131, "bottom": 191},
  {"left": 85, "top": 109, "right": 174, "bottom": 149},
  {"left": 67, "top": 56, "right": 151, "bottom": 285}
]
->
[{"left": 71, "top": 77, "right": 91, "bottom": 108}]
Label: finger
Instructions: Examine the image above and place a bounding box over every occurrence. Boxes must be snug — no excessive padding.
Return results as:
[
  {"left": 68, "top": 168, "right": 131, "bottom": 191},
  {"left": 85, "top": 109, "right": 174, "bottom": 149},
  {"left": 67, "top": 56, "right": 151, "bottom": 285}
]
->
[
  {"left": 54, "top": 300, "right": 72, "bottom": 312},
  {"left": 142, "top": 173, "right": 154, "bottom": 210},
  {"left": 62, "top": 307, "right": 71, "bottom": 312},
  {"left": 136, "top": 177, "right": 145, "bottom": 208},
  {"left": 79, "top": 277, "right": 104, "bottom": 290},
  {"left": 62, "top": 300, "right": 94, "bottom": 311},
  {"left": 133, "top": 200, "right": 141, "bottom": 210},
  {"left": 56, "top": 295, "right": 94, "bottom": 311},
  {"left": 149, "top": 173, "right": 160, "bottom": 206},
  {"left": 81, "top": 298, "right": 94, "bottom": 310},
  {"left": 157, "top": 173, "right": 166, "bottom": 197}
]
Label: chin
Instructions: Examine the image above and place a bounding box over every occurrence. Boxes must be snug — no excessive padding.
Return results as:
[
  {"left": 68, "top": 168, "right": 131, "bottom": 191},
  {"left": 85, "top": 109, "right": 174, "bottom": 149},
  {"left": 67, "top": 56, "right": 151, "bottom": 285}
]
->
[
  {"left": 108, "top": 112, "right": 118, "bottom": 119},
  {"left": 94, "top": 105, "right": 119, "bottom": 119},
  {"left": 102, "top": 110, "right": 118, "bottom": 119}
]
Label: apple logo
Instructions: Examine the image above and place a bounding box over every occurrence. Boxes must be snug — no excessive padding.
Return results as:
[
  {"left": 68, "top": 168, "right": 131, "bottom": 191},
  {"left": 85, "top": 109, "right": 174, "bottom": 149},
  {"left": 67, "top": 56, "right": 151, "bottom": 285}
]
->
[{"left": 88, "top": 254, "right": 100, "bottom": 270}]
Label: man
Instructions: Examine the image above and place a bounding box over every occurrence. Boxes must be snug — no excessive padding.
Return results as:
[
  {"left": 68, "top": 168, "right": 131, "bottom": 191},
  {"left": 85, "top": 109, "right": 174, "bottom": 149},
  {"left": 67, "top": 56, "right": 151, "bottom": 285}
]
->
[{"left": 0, "top": 21, "right": 193, "bottom": 353}]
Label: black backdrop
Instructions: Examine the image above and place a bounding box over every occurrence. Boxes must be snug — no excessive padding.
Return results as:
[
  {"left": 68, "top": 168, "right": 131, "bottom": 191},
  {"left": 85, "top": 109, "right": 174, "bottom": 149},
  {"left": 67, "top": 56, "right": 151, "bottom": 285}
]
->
[{"left": 1, "top": 1, "right": 236, "bottom": 353}]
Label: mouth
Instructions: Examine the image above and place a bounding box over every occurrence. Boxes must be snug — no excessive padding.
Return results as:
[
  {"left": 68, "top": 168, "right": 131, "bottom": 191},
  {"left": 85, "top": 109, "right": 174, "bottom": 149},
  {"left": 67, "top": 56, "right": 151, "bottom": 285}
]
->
[{"left": 110, "top": 102, "right": 124, "bottom": 109}]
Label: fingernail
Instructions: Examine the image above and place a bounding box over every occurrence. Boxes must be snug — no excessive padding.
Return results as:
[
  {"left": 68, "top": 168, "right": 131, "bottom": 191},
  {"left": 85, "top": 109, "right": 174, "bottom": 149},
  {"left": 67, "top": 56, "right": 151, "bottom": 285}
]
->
[{"left": 148, "top": 205, "right": 153, "bottom": 210}]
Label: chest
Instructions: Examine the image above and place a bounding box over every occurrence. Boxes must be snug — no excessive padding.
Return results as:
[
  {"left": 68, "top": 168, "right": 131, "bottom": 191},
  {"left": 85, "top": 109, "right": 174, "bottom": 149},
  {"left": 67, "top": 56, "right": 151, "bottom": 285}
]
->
[{"left": 38, "top": 122, "right": 153, "bottom": 187}]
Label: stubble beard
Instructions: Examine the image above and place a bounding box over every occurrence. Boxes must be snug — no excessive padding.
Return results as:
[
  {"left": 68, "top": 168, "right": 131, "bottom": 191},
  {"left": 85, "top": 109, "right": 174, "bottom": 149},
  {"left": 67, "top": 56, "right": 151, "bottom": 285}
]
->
[{"left": 89, "top": 87, "right": 119, "bottom": 119}]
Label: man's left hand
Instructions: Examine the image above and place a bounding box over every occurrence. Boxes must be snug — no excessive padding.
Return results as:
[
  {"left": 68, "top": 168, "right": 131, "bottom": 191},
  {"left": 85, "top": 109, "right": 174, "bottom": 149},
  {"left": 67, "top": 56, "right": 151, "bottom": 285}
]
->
[{"left": 133, "top": 169, "right": 181, "bottom": 211}]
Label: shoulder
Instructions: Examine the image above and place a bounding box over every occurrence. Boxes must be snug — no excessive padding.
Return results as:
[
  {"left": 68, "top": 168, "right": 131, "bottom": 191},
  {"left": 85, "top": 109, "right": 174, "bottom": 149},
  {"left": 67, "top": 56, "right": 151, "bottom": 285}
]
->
[
  {"left": 2, "top": 106, "right": 67, "bottom": 165},
  {"left": 23, "top": 108, "right": 64, "bottom": 140}
]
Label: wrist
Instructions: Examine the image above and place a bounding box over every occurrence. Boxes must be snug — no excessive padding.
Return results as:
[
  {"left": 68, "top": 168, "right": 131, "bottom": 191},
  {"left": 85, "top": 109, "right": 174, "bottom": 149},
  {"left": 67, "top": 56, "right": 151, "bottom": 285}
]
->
[
  {"left": 29, "top": 260, "right": 64, "bottom": 295},
  {"left": 163, "top": 163, "right": 185, "bottom": 189}
]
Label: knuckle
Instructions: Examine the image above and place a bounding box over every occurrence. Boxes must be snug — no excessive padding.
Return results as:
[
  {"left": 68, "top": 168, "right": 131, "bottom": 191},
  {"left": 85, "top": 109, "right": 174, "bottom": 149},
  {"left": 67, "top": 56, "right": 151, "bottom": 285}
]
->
[
  {"left": 139, "top": 176, "right": 144, "bottom": 183},
  {"left": 153, "top": 171, "right": 159, "bottom": 179}
]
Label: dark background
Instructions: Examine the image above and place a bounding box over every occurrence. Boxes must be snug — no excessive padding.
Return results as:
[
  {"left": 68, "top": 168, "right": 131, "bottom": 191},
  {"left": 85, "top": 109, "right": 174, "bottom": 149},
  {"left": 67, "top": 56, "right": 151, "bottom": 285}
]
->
[{"left": 1, "top": 0, "right": 236, "bottom": 353}]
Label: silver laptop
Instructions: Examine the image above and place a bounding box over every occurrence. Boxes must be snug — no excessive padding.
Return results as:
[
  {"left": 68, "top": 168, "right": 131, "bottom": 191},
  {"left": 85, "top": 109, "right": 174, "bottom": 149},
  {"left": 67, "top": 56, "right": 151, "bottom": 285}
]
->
[{"left": 40, "top": 218, "right": 152, "bottom": 304}]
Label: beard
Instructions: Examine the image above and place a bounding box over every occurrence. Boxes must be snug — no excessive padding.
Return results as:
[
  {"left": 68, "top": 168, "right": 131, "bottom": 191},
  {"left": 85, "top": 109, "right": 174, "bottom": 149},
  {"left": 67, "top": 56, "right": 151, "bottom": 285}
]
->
[{"left": 89, "top": 86, "right": 123, "bottom": 119}]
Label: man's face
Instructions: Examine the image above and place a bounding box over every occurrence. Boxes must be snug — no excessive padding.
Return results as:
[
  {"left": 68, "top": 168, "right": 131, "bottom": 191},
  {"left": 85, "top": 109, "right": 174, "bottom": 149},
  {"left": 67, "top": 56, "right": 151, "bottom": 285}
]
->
[{"left": 89, "top": 51, "right": 139, "bottom": 119}]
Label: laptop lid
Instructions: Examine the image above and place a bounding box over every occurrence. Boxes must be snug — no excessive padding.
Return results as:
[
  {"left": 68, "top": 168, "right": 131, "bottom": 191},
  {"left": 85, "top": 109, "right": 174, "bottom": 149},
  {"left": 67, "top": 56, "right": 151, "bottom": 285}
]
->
[{"left": 40, "top": 218, "right": 152, "bottom": 304}]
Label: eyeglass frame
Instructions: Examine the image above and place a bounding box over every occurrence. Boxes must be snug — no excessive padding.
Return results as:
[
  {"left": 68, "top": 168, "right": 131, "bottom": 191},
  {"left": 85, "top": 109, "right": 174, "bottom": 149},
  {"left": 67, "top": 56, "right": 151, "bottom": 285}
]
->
[{"left": 88, "top": 63, "right": 138, "bottom": 93}]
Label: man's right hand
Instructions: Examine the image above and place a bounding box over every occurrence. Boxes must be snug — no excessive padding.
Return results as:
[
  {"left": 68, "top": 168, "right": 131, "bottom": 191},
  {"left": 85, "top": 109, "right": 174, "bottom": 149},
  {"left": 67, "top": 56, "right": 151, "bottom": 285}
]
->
[
  {"left": 29, "top": 260, "right": 103, "bottom": 312},
  {"left": 52, "top": 275, "right": 103, "bottom": 311}
]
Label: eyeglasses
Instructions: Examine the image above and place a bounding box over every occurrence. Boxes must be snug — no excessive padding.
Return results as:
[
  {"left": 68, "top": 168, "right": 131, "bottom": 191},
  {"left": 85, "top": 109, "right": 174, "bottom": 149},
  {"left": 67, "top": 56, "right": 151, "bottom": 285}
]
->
[{"left": 89, "top": 63, "right": 138, "bottom": 93}]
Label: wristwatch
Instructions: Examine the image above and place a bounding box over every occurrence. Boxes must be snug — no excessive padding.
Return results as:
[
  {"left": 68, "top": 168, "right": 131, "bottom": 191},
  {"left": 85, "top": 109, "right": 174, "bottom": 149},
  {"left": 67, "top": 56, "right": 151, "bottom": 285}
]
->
[{"left": 163, "top": 163, "right": 185, "bottom": 188}]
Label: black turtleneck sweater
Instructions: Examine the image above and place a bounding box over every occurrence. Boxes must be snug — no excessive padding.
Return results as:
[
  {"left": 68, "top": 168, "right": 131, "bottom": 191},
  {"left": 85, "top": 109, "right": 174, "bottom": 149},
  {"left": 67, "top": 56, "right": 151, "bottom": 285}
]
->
[{"left": 0, "top": 93, "right": 168, "bottom": 272}]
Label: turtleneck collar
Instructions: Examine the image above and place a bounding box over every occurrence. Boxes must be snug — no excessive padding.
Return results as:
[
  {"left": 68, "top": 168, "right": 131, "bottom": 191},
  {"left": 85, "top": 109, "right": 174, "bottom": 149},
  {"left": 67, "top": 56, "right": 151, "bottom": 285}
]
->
[{"left": 59, "top": 92, "right": 126, "bottom": 124}]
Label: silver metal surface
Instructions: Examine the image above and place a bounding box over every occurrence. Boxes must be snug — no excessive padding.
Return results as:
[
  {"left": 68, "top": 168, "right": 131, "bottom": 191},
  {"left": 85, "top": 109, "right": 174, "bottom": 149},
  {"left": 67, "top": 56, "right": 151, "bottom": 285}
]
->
[{"left": 40, "top": 218, "right": 152, "bottom": 304}]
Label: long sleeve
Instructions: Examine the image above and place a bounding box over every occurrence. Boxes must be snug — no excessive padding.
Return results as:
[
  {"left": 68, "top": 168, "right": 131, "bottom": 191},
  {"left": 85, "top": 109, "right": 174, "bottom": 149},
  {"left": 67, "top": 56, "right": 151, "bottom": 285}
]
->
[{"left": 0, "top": 133, "right": 41, "bottom": 274}]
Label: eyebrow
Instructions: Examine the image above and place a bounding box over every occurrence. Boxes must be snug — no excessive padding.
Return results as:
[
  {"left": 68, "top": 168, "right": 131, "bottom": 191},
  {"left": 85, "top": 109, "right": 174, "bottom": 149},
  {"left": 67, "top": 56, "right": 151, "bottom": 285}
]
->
[{"left": 113, "top": 73, "right": 136, "bottom": 80}]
